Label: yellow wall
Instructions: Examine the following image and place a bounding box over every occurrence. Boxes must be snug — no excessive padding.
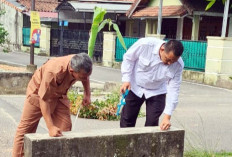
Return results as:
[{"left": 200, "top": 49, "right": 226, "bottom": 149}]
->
[
  {"left": 145, "top": 19, "right": 157, "bottom": 35},
  {"left": 149, "top": 0, "right": 182, "bottom": 7}
]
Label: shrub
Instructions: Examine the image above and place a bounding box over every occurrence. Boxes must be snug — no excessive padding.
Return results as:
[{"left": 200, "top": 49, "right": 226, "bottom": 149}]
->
[{"left": 68, "top": 90, "right": 145, "bottom": 121}]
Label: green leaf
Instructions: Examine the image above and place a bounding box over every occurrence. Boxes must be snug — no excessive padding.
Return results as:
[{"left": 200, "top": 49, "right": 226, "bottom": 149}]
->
[
  {"left": 205, "top": 0, "right": 216, "bottom": 11},
  {"left": 113, "top": 23, "right": 127, "bottom": 50},
  {"left": 222, "top": 0, "right": 226, "bottom": 5},
  {"left": 108, "top": 20, "right": 113, "bottom": 31},
  {"left": 98, "top": 19, "right": 108, "bottom": 32},
  {"left": 88, "top": 7, "right": 106, "bottom": 58}
]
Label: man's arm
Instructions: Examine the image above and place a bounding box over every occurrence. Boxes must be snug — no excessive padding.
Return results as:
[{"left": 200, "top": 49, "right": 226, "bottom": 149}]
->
[
  {"left": 160, "top": 65, "right": 183, "bottom": 130},
  {"left": 81, "top": 77, "right": 91, "bottom": 106},
  {"left": 38, "top": 71, "right": 63, "bottom": 136},
  {"left": 40, "top": 99, "right": 63, "bottom": 137},
  {"left": 121, "top": 39, "right": 143, "bottom": 93}
]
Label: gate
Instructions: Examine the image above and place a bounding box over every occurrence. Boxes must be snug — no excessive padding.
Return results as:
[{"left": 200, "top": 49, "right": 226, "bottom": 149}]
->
[
  {"left": 50, "top": 29, "right": 103, "bottom": 62},
  {"left": 115, "top": 37, "right": 207, "bottom": 72}
]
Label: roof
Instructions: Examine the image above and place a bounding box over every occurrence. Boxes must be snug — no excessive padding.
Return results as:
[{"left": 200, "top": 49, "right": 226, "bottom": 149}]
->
[
  {"left": 126, "top": 0, "right": 148, "bottom": 17},
  {"left": 132, "top": 5, "right": 188, "bottom": 18},
  {"left": 0, "top": 0, "right": 26, "bottom": 12},
  {"left": 79, "top": 0, "right": 135, "bottom": 3},
  {"left": 17, "top": 0, "right": 59, "bottom": 12},
  {"left": 23, "top": 11, "right": 58, "bottom": 21},
  {"left": 23, "top": 11, "right": 58, "bottom": 18},
  {"left": 57, "top": 1, "right": 132, "bottom": 13}
]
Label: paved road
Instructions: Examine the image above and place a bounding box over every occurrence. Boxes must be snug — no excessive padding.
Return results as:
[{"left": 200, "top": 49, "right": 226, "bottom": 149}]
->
[
  {"left": 0, "top": 51, "right": 122, "bottom": 83},
  {"left": 0, "top": 51, "right": 232, "bottom": 156}
]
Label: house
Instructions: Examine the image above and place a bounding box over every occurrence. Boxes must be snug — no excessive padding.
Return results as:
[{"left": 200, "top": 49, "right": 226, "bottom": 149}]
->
[
  {"left": 0, "top": 0, "right": 25, "bottom": 50},
  {"left": 0, "top": 0, "right": 58, "bottom": 54},
  {"left": 126, "top": 0, "right": 232, "bottom": 40},
  {"left": 54, "top": 0, "right": 134, "bottom": 59}
]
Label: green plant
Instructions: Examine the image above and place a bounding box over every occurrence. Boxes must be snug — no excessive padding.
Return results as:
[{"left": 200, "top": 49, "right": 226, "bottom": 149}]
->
[
  {"left": 88, "top": 7, "right": 127, "bottom": 58},
  {"left": 205, "top": 0, "right": 232, "bottom": 11},
  {"left": 184, "top": 150, "right": 232, "bottom": 157},
  {"left": 173, "top": 114, "right": 232, "bottom": 157},
  {"left": 0, "top": 10, "right": 8, "bottom": 46},
  {"left": 68, "top": 90, "right": 145, "bottom": 121},
  {"left": 3, "top": 48, "right": 9, "bottom": 53}
]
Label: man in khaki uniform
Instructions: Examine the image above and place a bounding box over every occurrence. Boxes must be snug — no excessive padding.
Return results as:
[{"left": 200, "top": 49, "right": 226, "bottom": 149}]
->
[{"left": 12, "top": 53, "right": 92, "bottom": 157}]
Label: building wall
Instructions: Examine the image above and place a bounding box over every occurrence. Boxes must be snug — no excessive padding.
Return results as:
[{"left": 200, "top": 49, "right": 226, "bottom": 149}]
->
[
  {"left": 0, "top": 2, "right": 23, "bottom": 50},
  {"left": 149, "top": 0, "right": 182, "bottom": 7},
  {"left": 125, "top": 19, "right": 146, "bottom": 37}
]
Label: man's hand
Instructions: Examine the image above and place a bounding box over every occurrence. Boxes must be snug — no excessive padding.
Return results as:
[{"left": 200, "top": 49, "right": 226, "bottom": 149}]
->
[
  {"left": 82, "top": 93, "right": 91, "bottom": 106},
  {"left": 160, "top": 114, "right": 171, "bottom": 130},
  {"left": 120, "top": 82, "right": 131, "bottom": 94},
  {"left": 48, "top": 126, "right": 63, "bottom": 137}
]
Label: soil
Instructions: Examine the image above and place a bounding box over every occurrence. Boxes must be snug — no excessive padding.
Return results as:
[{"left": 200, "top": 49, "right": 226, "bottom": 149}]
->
[{"left": 0, "top": 64, "right": 29, "bottom": 72}]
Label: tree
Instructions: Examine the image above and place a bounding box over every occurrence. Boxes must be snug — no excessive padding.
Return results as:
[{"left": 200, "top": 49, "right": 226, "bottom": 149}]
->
[{"left": 0, "top": 10, "right": 8, "bottom": 46}]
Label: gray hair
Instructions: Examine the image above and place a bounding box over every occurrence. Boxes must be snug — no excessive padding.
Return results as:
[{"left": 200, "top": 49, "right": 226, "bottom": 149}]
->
[{"left": 70, "top": 53, "right": 92, "bottom": 73}]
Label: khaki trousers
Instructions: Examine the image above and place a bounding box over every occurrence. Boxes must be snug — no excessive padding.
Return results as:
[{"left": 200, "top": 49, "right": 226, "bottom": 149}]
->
[{"left": 12, "top": 96, "right": 71, "bottom": 157}]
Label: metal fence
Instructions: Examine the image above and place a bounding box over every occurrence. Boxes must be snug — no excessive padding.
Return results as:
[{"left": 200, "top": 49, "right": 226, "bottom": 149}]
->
[
  {"left": 115, "top": 37, "right": 207, "bottom": 71},
  {"left": 115, "top": 37, "right": 139, "bottom": 62},
  {"left": 50, "top": 29, "right": 103, "bottom": 62},
  {"left": 181, "top": 40, "right": 207, "bottom": 71},
  {"left": 22, "top": 27, "right": 39, "bottom": 47}
]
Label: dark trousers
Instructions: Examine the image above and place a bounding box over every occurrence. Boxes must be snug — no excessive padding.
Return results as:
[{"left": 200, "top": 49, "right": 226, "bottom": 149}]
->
[{"left": 120, "top": 91, "right": 166, "bottom": 127}]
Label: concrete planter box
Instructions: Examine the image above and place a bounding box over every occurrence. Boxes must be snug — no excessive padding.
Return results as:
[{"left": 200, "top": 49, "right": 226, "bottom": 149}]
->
[
  {"left": 24, "top": 127, "right": 185, "bottom": 157},
  {"left": 0, "top": 72, "right": 32, "bottom": 94}
]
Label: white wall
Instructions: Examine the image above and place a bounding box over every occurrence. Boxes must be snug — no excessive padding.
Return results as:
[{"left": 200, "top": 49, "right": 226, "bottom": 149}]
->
[{"left": 0, "top": 2, "right": 23, "bottom": 50}]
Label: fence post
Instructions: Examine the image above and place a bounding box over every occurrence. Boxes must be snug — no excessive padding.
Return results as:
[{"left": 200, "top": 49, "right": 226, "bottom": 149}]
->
[
  {"left": 205, "top": 36, "right": 232, "bottom": 89},
  {"left": 145, "top": 34, "right": 166, "bottom": 40},
  {"left": 40, "top": 24, "right": 51, "bottom": 56},
  {"left": 102, "top": 31, "right": 117, "bottom": 67}
]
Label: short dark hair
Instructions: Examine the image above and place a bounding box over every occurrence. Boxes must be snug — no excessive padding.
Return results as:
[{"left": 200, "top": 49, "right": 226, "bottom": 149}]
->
[
  {"left": 164, "top": 40, "right": 184, "bottom": 57},
  {"left": 71, "top": 53, "right": 92, "bottom": 73}
]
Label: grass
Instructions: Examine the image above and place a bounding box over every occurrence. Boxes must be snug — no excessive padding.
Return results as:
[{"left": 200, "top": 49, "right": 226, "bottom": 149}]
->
[
  {"left": 173, "top": 114, "right": 232, "bottom": 157},
  {"left": 184, "top": 150, "right": 232, "bottom": 157}
]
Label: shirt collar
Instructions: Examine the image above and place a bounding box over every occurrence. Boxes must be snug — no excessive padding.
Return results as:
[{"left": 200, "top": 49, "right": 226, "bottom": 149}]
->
[
  {"left": 152, "top": 40, "right": 166, "bottom": 55},
  {"left": 68, "top": 62, "right": 75, "bottom": 80}
]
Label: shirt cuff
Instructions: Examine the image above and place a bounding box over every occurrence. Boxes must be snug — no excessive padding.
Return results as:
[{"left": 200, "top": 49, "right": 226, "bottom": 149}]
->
[{"left": 163, "top": 107, "right": 173, "bottom": 116}]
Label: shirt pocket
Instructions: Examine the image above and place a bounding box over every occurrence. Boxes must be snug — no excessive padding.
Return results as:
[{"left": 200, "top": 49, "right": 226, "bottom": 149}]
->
[
  {"left": 28, "top": 94, "right": 40, "bottom": 107},
  {"left": 137, "top": 57, "right": 151, "bottom": 72}
]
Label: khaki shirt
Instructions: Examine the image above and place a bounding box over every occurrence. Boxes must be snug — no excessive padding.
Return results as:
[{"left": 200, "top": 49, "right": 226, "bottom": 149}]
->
[{"left": 26, "top": 55, "right": 76, "bottom": 107}]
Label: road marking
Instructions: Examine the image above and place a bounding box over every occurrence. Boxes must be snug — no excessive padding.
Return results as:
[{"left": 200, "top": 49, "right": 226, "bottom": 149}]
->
[
  {"left": 90, "top": 79, "right": 105, "bottom": 84},
  {"left": 0, "top": 108, "right": 18, "bottom": 126},
  {"left": 0, "top": 60, "right": 26, "bottom": 67}
]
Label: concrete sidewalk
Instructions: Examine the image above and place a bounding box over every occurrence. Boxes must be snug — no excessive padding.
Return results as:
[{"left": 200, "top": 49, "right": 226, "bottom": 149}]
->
[{"left": 0, "top": 81, "right": 232, "bottom": 156}]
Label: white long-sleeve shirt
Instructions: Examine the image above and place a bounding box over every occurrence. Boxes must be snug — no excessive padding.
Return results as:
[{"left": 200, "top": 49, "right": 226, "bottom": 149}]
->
[{"left": 121, "top": 37, "right": 184, "bottom": 115}]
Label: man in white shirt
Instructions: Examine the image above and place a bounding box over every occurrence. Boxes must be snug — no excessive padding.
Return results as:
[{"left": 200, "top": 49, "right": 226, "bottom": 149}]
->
[{"left": 120, "top": 38, "right": 184, "bottom": 130}]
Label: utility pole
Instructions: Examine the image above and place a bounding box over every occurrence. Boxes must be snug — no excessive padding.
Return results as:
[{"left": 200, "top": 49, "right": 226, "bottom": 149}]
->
[
  {"left": 27, "top": 0, "right": 37, "bottom": 72},
  {"left": 30, "top": 0, "right": 35, "bottom": 65},
  {"left": 157, "top": 0, "right": 163, "bottom": 35},
  {"left": 221, "top": 0, "right": 230, "bottom": 37}
]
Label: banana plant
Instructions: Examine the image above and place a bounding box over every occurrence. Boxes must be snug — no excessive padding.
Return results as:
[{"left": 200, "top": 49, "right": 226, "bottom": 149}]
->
[
  {"left": 205, "top": 0, "right": 231, "bottom": 11},
  {"left": 88, "top": 7, "right": 127, "bottom": 58}
]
